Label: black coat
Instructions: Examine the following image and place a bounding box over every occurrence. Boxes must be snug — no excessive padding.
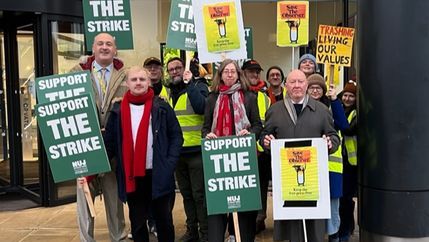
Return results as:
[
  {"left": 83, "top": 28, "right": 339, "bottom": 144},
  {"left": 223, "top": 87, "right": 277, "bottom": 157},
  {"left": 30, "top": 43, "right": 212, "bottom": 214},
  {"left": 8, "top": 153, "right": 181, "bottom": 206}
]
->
[
  {"left": 202, "top": 90, "right": 262, "bottom": 138},
  {"left": 104, "top": 97, "right": 183, "bottom": 202}
]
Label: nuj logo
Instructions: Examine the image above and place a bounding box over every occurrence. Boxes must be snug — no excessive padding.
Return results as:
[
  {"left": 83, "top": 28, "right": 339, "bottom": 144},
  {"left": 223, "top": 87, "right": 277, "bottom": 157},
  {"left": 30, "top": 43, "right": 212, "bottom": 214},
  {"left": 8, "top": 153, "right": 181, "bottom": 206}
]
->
[
  {"left": 227, "top": 195, "right": 240, "bottom": 203},
  {"left": 227, "top": 195, "right": 241, "bottom": 209},
  {"left": 72, "top": 159, "right": 88, "bottom": 174}
]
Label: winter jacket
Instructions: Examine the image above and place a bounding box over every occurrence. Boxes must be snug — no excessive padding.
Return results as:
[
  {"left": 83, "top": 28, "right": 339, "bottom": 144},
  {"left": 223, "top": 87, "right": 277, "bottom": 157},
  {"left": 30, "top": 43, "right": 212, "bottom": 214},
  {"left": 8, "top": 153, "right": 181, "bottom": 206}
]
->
[{"left": 104, "top": 97, "right": 183, "bottom": 202}]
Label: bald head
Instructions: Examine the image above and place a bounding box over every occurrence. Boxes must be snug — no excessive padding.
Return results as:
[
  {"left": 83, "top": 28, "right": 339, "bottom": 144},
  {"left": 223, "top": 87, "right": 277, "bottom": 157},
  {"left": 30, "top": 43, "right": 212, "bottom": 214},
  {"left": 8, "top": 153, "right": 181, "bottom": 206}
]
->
[
  {"left": 92, "top": 33, "right": 117, "bottom": 67},
  {"left": 285, "top": 69, "right": 308, "bottom": 102}
]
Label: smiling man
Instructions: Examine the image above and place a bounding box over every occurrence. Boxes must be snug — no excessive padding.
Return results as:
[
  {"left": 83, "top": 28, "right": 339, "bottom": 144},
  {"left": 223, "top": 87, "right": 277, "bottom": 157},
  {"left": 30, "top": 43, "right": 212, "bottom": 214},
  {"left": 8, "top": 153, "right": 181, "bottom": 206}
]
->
[{"left": 70, "top": 32, "right": 127, "bottom": 242}]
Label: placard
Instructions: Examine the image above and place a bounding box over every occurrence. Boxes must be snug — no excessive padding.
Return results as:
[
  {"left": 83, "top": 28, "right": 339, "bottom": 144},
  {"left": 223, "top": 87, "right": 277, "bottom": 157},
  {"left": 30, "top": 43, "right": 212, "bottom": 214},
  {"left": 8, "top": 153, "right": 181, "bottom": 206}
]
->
[
  {"left": 271, "top": 138, "right": 331, "bottom": 220},
  {"left": 202, "top": 134, "right": 261, "bottom": 215}
]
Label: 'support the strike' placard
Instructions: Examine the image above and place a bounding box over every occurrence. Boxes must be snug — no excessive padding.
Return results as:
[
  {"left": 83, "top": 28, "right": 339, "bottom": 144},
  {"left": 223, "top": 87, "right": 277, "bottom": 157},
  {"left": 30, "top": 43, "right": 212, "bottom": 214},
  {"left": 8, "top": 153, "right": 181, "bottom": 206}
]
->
[
  {"left": 36, "top": 94, "right": 110, "bottom": 183},
  {"left": 83, "top": 0, "right": 134, "bottom": 49},
  {"left": 35, "top": 71, "right": 94, "bottom": 104},
  {"left": 202, "top": 134, "right": 261, "bottom": 215},
  {"left": 166, "top": 0, "right": 197, "bottom": 51}
]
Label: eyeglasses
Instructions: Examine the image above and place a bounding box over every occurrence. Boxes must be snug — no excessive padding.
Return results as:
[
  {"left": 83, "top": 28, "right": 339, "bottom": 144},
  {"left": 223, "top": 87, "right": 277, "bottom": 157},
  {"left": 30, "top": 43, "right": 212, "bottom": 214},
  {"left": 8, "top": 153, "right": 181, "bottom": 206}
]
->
[
  {"left": 269, "top": 73, "right": 281, "bottom": 78},
  {"left": 167, "top": 66, "right": 183, "bottom": 73},
  {"left": 223, "top": 69, "right": 237, "bottom": 75},
  {"left": 308, "top": 86, "right": 323, "bottom": 92}
]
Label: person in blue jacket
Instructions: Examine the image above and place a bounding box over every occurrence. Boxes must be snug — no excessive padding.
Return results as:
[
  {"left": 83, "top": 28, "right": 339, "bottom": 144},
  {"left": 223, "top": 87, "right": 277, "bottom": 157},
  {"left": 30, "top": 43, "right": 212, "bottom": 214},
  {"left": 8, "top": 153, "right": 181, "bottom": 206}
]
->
[
  {"left": 307, "top": 73, "right": 349, "bottom": 242},
  {"left": 103, "top": 66, "right": 183, "bottom": 242}
]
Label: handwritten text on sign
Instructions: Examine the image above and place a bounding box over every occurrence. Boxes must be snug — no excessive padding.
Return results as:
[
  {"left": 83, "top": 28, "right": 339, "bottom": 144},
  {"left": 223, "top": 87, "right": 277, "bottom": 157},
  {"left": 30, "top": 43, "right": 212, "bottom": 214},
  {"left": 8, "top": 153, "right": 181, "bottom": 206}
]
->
[{"left": 316, "top": 25, "right": 355, "bottom": 67}]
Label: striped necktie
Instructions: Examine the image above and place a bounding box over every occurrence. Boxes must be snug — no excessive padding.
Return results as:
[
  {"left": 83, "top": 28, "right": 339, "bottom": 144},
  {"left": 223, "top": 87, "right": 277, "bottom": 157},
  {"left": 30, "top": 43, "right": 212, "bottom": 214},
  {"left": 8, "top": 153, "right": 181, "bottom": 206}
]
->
[{"left": 99, "top": 68, "right": 107, "bottom": 98}]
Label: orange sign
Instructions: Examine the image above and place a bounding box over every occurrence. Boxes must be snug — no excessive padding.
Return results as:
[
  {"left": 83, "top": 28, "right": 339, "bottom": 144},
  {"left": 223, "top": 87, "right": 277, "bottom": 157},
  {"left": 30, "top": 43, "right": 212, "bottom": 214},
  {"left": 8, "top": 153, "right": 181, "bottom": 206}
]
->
[
  {"left": 208, "top": 5, "right": 230, "bottom": 19},
  {"left": 286, "top": 149, "right": 311, "bottom": 164},
  {"left": 280, "top": 3, "right": 306, "bottom": 20}
]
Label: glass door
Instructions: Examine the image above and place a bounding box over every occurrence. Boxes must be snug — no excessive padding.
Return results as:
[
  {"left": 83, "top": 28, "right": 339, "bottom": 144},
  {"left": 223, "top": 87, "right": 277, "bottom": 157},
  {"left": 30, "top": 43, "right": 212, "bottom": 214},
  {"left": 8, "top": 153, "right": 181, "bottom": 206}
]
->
[{"left": 0, "top": 32, "right": 10, "bottom": 188}]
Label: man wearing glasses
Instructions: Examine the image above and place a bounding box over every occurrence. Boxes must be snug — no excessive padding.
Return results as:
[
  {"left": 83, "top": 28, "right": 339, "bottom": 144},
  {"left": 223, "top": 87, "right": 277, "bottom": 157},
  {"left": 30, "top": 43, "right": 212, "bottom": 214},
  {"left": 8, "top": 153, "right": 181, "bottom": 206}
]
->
[
  {"left": 167, "top": 57, "right": 209, "bottom": 242},
  {"left": 143, "top": 57, "right": 168, "bottom": 100}
]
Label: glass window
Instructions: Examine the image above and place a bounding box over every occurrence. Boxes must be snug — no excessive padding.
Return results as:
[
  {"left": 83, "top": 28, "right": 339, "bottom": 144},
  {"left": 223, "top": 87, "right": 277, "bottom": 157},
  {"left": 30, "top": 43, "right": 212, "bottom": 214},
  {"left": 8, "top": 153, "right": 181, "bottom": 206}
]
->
[{"left": 50, "top": 21, "right": 85, "bottom": 199}]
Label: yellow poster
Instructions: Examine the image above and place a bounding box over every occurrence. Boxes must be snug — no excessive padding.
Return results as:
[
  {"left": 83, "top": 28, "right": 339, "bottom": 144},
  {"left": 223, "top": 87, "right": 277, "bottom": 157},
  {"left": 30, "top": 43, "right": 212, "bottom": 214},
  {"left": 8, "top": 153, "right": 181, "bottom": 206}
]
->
[
  {"left": 280, "top": 146, "right": 319, "bottom": 201},
  {"left": 203, "top": 2, "right": 240, "bottom": 53},
  {"left": 276, "top": 1, "right": 309, "bottom": 47},
  {"left": 316, "top": 24, "right": 355, "bottom": 67}
]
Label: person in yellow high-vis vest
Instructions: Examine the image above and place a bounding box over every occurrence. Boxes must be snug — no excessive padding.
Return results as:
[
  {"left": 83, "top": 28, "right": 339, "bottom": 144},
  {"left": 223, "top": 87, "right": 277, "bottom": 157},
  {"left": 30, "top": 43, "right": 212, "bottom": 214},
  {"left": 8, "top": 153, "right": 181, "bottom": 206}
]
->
[
  {"left": 143, "top": 57, "right": 169, "bottom": 100},
  {"left": 307, "top": 73, "right": 352, "bottom": 242},
  {"left": 167, "top": 57, "right": 209, "bottom": 242},
  {"left": 242, "top": 59, "right": 271, "bottom": 236},
  {"left": 338, "top": 81, "right": 358, "bottom": 242}
]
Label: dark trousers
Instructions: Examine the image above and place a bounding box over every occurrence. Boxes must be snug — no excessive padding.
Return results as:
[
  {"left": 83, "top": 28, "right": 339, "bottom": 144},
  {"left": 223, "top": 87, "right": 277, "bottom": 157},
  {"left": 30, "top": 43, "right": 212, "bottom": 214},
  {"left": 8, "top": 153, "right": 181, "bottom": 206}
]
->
[
  {"left": 339, "top": 196, "right": 355, "bottom": 239},
  {"left": 257, "top": 153, "right": 271, "bottom": 222},
  {"left": 127, "top": 173, "right": 175, "bottom": 242},
  {"left": 176, "top": 152, "right": 208, "bottom": 236},
  {"left": 339, "top": 161, "right": 358, "bottom": 240},
  {"left": 209, "top": 211, "right": 257, "bottom": 242}
]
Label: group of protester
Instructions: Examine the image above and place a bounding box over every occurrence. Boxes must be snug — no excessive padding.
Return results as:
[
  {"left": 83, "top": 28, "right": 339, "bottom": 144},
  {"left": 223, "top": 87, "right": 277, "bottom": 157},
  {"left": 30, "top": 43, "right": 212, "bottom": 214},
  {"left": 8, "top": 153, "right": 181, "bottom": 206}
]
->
[{"left": 73, "top": 32, "right": 358, "bottom": 242}]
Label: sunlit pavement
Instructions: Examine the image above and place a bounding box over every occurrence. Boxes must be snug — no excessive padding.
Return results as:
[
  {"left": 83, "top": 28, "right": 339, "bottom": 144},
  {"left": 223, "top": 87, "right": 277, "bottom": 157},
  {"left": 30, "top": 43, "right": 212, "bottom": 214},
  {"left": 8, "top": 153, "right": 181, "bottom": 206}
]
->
[{"left": 0, "top": 193, "right": 359, "bottom": 242}]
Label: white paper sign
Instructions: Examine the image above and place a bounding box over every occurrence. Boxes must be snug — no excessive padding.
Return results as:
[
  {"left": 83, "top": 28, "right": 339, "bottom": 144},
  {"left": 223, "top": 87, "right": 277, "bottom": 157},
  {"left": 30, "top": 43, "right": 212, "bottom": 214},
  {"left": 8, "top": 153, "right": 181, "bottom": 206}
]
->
[
  {"left": 192, "top": 0, "right": 247, "bottom": 63},
  {"left": 271, "top": 138, "right": 331, "bottom": 220}
]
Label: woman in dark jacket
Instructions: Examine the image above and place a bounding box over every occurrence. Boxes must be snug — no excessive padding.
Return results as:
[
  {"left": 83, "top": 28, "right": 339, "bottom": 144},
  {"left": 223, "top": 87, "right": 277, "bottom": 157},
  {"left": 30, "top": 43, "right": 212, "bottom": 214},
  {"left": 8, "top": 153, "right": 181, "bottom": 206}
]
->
[
  {"left": 202, "top": 59, "right": 262, "bottom": 242},
  {"left": 104, "top": 66, "right": 183, "bottom": 242}
]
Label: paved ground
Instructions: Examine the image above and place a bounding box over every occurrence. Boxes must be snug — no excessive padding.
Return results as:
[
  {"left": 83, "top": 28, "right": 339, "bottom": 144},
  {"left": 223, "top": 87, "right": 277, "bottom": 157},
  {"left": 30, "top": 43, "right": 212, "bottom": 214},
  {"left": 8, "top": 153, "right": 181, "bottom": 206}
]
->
[{"left": 0, "top": 193, "right": 359, "bottom": 242}]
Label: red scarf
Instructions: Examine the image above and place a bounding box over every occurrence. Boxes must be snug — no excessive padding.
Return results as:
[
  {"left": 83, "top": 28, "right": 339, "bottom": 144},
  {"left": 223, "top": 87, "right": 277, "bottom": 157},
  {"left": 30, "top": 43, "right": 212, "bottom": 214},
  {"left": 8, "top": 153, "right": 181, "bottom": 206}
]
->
[
  {"left": 267, "top": 86, "right": 284, "bottom": 104},
  {"left": 214, "top": 84, "right": 248, "bottom": 136},
  {"left": 249, "top": 80, "right": 266, "bottom": 92},
  {"left": 121, "top": 89, "right": 154, "bottom": 193}
]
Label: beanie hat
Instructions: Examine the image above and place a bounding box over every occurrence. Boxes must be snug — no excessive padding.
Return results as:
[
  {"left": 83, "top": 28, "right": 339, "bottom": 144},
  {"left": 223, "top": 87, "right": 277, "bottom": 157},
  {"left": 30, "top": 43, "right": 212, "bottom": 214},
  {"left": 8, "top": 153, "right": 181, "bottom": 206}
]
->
[
  {"left": 266, "top": 66, "right": 285, "bottom": 81},
  {"left": 343, "top": 81, "right": 357, "bottom": 95},
  {"left": 298, "top": 53, "right": 317, "bottom": 69},
  {"left": 307, "top": 73, "right": 327, "bottom": 94}
]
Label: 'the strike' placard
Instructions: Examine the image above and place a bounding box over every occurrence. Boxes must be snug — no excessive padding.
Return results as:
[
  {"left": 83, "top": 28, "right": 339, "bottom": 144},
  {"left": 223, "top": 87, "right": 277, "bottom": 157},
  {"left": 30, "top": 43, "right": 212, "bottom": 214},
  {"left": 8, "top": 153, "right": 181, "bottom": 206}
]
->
[
  {"left": 202, "top": 134, "right": 261, "bottom": 215},
  {"left": 36, "top": 94, "right": 110, "bottom": 183}
]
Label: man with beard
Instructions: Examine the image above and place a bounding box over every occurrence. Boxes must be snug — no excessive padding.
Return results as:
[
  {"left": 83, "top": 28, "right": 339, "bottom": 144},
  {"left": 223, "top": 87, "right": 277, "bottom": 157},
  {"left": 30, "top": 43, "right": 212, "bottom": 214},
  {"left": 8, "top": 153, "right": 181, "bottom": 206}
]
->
[{"left": 167, "top": 57, "right": 209, "bottom": 242}]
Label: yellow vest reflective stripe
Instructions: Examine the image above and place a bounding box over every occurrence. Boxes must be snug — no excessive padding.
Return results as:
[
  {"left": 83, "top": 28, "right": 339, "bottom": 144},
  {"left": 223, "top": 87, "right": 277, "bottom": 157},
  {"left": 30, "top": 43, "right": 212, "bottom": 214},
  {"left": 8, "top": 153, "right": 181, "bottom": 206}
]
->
[
  {"left": 170, "top": 93, "right": 203, "bottom": 147},
  {"left": 345, "top": 110, "right": 357, "bottom": 166},
  {"left": 257, "top": 91, "right": 270, "bottom": 123},
  {"left": 257, "top": 91, "right": 270, "bottom": 152},
  {"left": 159, "top": 85, "right": 169, "bottom": 100},
  {"left": 328, "top": 130, "right": 343, "bottom": 173},
  {"left": 329, "top": 140, "right": 343, "bottom": 174}
]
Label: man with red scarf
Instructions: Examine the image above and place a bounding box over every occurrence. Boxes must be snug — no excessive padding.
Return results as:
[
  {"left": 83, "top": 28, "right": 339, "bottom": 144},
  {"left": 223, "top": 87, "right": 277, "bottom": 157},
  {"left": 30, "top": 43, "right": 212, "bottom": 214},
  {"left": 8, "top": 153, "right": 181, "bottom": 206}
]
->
[
  {"left": 104, "top": 66, "right": 183, "bottom": 242},
  {"left": 70, "top": 32, "right": 127, "bottom": 242},
  {"left": 241, "top": 59, "right": 272, "bottom": 235}
]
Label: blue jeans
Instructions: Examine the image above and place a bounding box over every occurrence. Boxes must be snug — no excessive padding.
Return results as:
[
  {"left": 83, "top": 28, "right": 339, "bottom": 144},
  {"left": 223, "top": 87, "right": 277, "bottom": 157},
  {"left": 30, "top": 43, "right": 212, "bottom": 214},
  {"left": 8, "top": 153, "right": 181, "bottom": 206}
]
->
[{"left": 326, "top": 198, "right": 341, "bottom": 235}]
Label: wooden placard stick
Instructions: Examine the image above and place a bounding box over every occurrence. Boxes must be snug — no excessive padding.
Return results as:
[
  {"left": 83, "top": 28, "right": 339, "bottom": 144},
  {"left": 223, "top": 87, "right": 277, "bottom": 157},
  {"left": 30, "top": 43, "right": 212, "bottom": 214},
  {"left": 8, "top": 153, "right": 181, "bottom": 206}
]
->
[{"left": 232, "top": 211, "right": 242, "bottom": 242}]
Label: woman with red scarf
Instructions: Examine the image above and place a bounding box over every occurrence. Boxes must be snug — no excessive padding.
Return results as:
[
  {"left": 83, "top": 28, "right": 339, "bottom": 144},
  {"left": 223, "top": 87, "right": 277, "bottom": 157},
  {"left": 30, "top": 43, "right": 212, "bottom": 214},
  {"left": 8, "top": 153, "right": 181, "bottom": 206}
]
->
[
  {"left": 202, "top": 59, "right": 262, "bottom": 242},
  {"left": 104, "top": 66, "right": 183, "bottom": 242}
]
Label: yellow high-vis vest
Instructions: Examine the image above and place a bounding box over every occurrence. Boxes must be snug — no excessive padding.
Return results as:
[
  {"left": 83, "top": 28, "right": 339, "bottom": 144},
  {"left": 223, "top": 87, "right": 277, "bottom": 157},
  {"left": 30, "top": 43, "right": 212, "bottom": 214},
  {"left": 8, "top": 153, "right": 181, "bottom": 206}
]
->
[
  {"left": 344, "top": 109, "right": 357, "bottom": 166},
  {"left": 257, "top": 91, "right": 271, "bottom": 152},
  {"left": 159, "top": 85, "right": 169, "bottom": 100},
  {"left": 329, "top": 139, "right": 343, "bottom": 174},
  {"left": 170, "top": 93, "right": 204, "bottom": 147}
]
